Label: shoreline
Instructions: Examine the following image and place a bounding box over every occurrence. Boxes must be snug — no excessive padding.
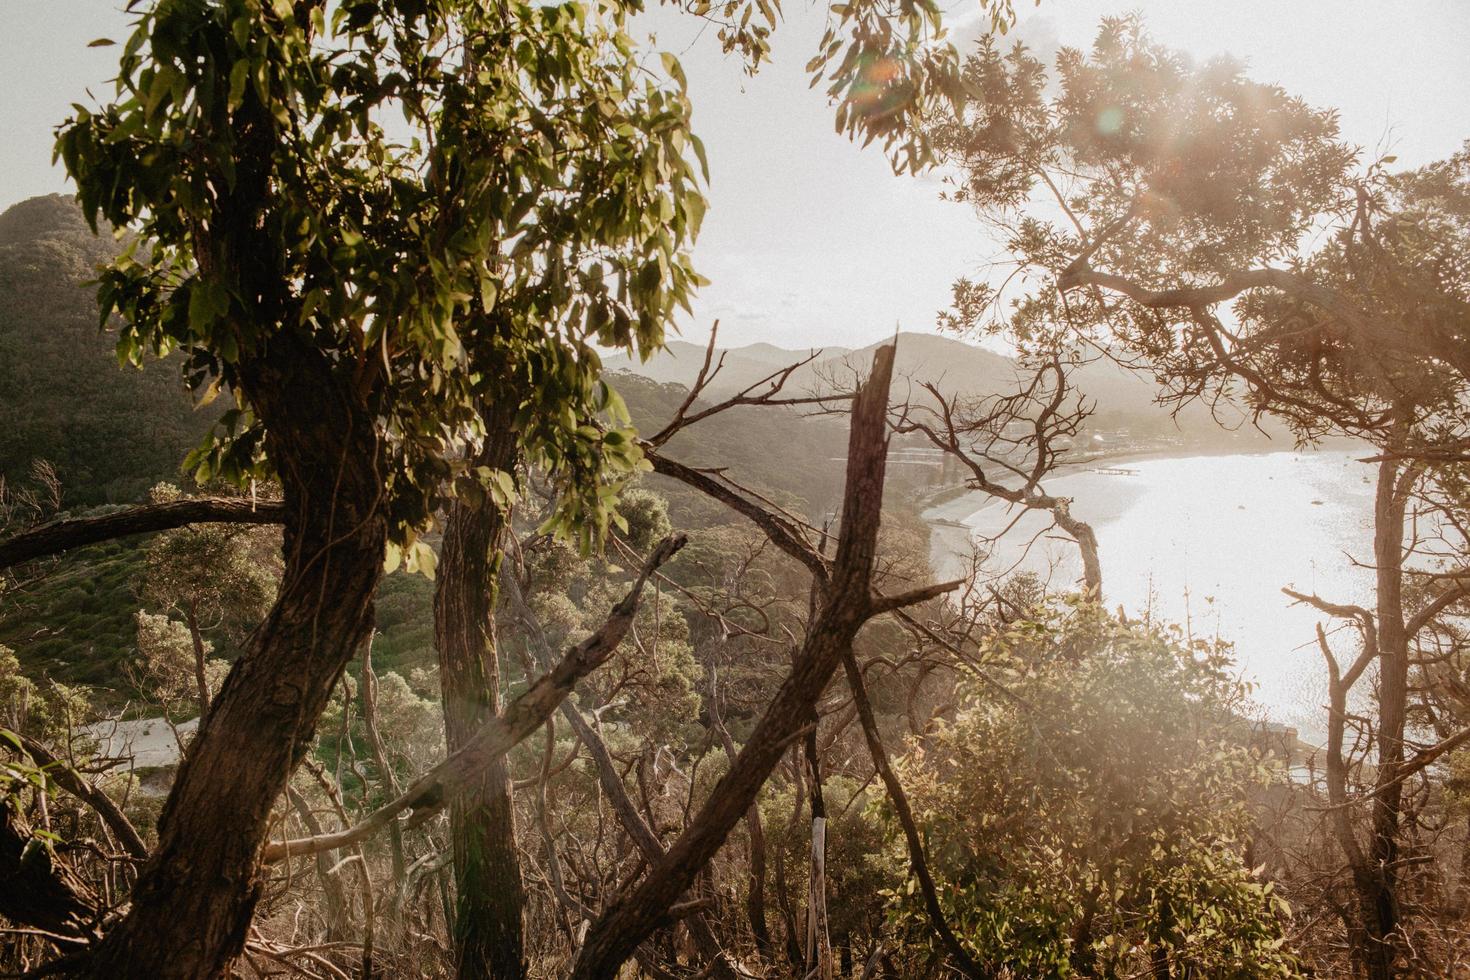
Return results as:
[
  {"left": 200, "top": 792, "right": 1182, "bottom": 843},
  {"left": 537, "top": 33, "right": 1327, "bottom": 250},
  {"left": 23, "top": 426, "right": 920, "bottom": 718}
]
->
[
  {"left": 918, "top": 443, "right": 1372, "bottom": 750},
  {"left": 919, "top": 437, "right": 1367, "bottom": 529}
]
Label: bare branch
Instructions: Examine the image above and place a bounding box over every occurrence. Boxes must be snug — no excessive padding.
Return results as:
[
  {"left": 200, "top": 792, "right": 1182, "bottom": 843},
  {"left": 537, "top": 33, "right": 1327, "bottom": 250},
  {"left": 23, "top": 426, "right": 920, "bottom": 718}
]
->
[{"left": 261, "top": 533, "right": 687, "bottom": 862}]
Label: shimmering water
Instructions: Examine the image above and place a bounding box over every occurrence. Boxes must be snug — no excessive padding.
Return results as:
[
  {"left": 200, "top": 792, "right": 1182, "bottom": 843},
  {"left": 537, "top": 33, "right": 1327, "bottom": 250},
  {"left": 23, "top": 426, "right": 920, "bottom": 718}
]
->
[{"left": 928, "top": 449, "right": 1377, "bottom": 740}]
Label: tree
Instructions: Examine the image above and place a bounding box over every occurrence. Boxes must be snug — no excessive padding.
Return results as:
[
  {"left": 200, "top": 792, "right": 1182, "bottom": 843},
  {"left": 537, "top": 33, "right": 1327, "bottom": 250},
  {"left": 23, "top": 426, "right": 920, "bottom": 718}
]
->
[
  {"left": 31, "top": 0, "right": 1021, "bottom": 970},
  {"left": 133, "top": 484, "right": 277, "bottom": 717},
  {"left": 55, "top": 1, "right": 701, "bottom": 974},
  {"left": 925, "top": 20, "right": 1470, "bottom": 974}
]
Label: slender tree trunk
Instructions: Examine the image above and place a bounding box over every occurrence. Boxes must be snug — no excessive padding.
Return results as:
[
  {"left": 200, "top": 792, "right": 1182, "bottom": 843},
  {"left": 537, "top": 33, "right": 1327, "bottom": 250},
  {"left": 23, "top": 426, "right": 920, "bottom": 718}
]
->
[
  {"left": 709, "top": 668, "right": 772, "bottom": 956},
  {"left": 360, "top": 638, "right": 407, "bottom": 887},
  {"left": 184, "top": 600, "right": 211, "bottom": 719},
  {"left": 285, "top": 786, "right": 351, "bottom": 943},
  {"left": 775, "top": 754, "right": 807, "bottom": 968},
  {"left": 841, "top": 650, "right": 988, "bottom": 979},
  {"left": 1362, "top": 453, "right": 1413, "bottom": 979},
  {"left": 803, "top": 724, "right": 833, "bottom": 980},
  {"left": 434, "top": 419, "right": 526, "bottom": 980},
  {"left": 80, "top": 337, "right": 388, "bottom": 980}
]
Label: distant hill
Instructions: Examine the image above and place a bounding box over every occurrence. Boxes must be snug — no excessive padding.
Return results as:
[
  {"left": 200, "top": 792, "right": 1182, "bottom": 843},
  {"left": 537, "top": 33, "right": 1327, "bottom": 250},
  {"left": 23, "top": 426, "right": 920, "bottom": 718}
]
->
[
  {"left": 0, "top": 195, "right": 218, "bottom": 506},
  {"left": 606, "top": 330, "right": 1241, "bottom": 438},
  {"left": 601, "top": 339, "right": 851, "bottom": 395}
]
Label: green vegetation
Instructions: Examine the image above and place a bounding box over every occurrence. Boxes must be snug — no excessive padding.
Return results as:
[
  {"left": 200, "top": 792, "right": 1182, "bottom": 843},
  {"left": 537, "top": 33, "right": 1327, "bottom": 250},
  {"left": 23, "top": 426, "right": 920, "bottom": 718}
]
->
[{"left": 0, "top": 195, "right": 217, "bottom": 505}]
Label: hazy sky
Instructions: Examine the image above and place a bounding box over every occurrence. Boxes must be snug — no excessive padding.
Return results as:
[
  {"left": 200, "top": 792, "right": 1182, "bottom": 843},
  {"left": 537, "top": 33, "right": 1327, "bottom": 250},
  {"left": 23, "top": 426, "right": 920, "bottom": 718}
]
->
[{"left": 4, "top": 1, "right": 1468, "bottom": 351}]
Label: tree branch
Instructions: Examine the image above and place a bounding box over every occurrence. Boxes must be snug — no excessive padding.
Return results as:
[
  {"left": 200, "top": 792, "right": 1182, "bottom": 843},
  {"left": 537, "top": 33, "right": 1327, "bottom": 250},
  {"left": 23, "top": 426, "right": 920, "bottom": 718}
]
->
[
  {"left": 14, "top": 733, "right": 148, "bottom": 861},
  {"left": 0, "top": 498, "right": 287, "bottom": 570},
  {"left": 569, "top": 343, "right": 934, "bottom": 978},
  {"left": 261, "top": 533, "right": 686, "bottom": 862}
]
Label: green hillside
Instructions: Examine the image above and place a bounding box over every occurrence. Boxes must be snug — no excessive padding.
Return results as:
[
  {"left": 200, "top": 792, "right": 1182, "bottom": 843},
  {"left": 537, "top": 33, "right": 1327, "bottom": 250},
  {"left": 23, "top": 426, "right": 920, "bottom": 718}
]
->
[{"left": 0, "top": 195, "right": 217, "bottom": 506}]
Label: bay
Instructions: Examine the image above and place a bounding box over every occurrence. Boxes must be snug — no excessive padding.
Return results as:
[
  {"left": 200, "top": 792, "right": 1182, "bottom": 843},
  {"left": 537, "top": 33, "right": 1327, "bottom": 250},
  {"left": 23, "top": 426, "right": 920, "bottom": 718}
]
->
[{"left": 926, "top": 449, "right": 1377, "bottom": 742}]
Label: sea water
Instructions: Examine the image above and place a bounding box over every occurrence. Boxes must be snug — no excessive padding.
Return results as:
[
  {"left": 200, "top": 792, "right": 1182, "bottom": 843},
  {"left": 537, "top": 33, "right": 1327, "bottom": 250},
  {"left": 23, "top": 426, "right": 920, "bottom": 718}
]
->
[{"left": 929, "top": 450, "right": 1377, "bottom": 741}]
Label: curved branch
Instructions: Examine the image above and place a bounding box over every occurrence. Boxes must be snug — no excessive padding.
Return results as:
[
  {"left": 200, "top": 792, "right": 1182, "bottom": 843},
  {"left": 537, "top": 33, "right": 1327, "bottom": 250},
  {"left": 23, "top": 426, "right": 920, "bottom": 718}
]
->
[
  {"left": 15, "top": 733, "right": 148, "bottom": 861},
  {"left": 643, "top": 446, "right": 829, "bottom": 583},
  {"left": 840, "top": 648, "right": 989, "bottom": 978}
]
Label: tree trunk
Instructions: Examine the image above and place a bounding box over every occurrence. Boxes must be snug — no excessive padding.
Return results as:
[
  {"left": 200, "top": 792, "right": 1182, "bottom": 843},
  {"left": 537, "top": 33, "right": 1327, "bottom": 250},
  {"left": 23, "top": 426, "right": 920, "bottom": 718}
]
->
[
  {"left": 709, "top": 667, "right": 772, "bottom": 956},
  {"left": 79, "top": 337, "right": 388, "bottom": 980},
  {"left": 569, "top": 345, "right": 935, "bottom": 979},
  {"left": 775, "top": 754, "right": 807, "bottom": 968},
  {"left": 1361, "top": 453, "right": 1413, "bottom": 979},
  {"left": 185, "top": 601, "right": 210, "bottom": 719},
  {"left": 285, "top": 786, "right": 352, "bottom": 943},
  {"left": 803, "top": 725, "right": 833, "bottom": 980},
  {"left": 433, "top": 422, "right": 526, "bottom": 980},
  {"left": 841, "top": 650, "right": 987, "bottom": 979}
]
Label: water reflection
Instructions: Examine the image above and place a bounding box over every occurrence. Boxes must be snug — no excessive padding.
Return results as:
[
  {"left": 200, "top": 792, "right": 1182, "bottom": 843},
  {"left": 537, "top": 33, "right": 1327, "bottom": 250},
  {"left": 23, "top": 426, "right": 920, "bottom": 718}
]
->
[{"left": 928, "top": 450, "right": 1377, "bottom": 742}]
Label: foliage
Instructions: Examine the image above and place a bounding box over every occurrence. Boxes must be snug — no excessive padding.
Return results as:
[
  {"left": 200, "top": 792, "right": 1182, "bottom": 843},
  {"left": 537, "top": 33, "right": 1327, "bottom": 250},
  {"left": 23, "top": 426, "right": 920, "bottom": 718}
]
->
[
  {"left": 884, "top": 602, "right": 1299, "bottom": 978},
  {"left": 928, "top": 17, "right": 1470, "bottom": 455},
  {"left": 134, "top": 483, "right": 278, "bottom": 645},
  {"left": 0, "top": 645, "right": 90, "bottom": 743},
  {"left": 0, "top": 535, "right": 149, "bottom": 688},
  {"left": 131, "top": 610, "right": 228, "bottom": 710},
  {"left": 57, "top": 0, "right": 708, "bottom": 552}
]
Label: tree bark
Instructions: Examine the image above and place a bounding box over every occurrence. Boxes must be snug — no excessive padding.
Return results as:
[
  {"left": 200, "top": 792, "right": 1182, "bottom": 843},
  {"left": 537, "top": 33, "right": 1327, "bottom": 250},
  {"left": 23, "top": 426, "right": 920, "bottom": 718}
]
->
[
  {"left": 1361, "top": 453, "right": 1413, "bottom": 979},
  {"left": 433, "top": 420, "right": 526, "bottom": 980},
  {"left": 78, "top": 335, "right": 388, "bottom": 980},
  {"left": 185, "top": 601, "right": 211, "bottom": 720},
  {"left": 803, "top": 724, "right": 832, "bottom": 980}
]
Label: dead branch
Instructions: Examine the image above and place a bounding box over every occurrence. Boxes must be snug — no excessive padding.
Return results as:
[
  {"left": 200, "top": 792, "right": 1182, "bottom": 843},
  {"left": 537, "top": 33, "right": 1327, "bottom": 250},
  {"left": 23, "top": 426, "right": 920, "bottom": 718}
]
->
[
  {"left": 569, "top": 342, "right": 958, "bottom": 978},
  {"left": 261, "top": 533, "right": 687, "bottom": 862}
]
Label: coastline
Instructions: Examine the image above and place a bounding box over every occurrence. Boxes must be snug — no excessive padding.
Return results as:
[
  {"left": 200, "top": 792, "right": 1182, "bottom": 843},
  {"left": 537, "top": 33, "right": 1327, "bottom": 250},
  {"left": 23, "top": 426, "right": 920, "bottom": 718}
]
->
[
  {"left": 920, "top": 436, "right": 1369, "bottom": 533},
  {"left": 918, "top": 441, "right": 1257, "bottom": 571},
  {"left": 917, "top": 444, "right": 1374, "bottom": 750}
]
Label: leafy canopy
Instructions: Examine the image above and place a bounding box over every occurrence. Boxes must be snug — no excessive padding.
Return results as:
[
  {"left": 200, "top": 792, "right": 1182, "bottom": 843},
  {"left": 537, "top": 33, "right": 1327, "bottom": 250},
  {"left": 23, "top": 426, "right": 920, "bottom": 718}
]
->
[
  {"left": 929, "top": 17, "right": 1470, "bottom": 454},
  {"left": 58, "top": 0, "right": 707, "bottom": 551}
]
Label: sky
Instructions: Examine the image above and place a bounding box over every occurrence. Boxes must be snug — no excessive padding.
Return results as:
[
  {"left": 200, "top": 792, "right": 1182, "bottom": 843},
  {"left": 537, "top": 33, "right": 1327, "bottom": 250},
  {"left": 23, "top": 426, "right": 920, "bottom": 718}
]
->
[{"left": 3, "top": 1, "right": 1468, "bottom": 351}]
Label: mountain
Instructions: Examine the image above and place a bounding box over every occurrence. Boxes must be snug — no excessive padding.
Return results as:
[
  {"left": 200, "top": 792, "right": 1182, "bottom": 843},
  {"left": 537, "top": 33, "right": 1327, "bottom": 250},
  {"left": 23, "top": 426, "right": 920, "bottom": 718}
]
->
[
  {"left": 608, "top": 330, "right": 1223, "bottom": 435},
  {"left": 601, "top": 339, "right": 851, "bottom": 396},
  {"left": 0, "top": 195, "right": 218, "bottom": 506}
]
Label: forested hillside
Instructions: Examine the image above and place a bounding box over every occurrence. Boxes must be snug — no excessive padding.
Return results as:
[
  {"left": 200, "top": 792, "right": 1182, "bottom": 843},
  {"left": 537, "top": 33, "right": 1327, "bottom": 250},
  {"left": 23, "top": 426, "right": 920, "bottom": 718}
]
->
[{"left": 0, "top": 195, "right": 216, "bottom": 506}]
